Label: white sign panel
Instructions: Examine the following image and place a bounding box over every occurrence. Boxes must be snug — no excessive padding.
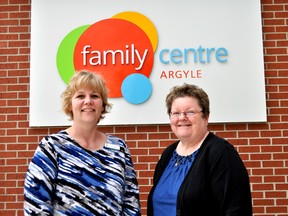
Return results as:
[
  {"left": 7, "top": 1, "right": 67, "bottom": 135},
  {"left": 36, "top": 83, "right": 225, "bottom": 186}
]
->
[{"left": 30, "top": 0, "right": 266, "bottom": 126}]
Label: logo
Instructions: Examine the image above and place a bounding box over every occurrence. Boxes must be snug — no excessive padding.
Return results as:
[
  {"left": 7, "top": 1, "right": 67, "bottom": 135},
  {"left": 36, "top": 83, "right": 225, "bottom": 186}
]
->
[{"left": 57, "top": 11, "right": 158, "bottom": 104}]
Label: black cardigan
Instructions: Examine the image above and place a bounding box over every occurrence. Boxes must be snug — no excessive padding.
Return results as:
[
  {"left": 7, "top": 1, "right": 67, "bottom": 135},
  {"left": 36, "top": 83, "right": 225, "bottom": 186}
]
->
[{"left": 147, "top": 132, "right": 252, "bottom": 216}]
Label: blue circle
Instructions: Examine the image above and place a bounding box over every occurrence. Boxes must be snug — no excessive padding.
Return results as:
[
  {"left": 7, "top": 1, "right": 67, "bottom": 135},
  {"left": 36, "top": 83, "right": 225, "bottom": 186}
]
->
[{"left": 121, "top": 73, "right": 152, "bottom": 104}]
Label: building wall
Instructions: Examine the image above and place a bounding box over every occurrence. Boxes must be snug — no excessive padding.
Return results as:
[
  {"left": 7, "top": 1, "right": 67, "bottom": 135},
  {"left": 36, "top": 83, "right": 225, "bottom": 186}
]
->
[{"left": 0, "top": 0, "right": 288, "bottom": 215}]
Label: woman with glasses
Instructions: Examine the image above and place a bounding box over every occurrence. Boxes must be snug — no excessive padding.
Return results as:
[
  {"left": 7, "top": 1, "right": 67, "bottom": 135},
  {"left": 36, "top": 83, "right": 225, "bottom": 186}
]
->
[
  {"left": 147, "top": 83, "right": 252, "bottom": 216},
  {"left": 24, "top": 71, "right": 141, "bottom": 216}
]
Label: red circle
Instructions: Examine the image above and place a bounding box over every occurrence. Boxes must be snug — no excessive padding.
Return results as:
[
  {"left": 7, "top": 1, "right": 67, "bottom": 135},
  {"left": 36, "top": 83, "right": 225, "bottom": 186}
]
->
[{"left": 74, "top": 18, "right": 154, "bottom": 98}]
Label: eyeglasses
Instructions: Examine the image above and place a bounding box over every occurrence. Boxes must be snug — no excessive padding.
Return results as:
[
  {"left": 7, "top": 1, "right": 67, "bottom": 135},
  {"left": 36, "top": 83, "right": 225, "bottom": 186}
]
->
[{"left": 170, "top": 110, "right": 202, "bottom": 119}]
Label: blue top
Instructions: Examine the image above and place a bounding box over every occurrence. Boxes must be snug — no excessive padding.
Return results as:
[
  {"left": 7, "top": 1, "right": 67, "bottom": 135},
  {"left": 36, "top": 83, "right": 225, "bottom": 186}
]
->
[
  {"left": 152, "top": 149, "right": 199, "bottom": 216},
  {"left": 24, "top": 130, "right": 140, "bottom": 216}
]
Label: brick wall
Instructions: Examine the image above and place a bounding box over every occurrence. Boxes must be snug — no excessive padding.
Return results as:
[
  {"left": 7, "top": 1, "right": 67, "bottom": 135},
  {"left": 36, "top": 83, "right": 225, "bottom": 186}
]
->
[{"left": 0, "top": 0, "right": 288, "bottom": 215}]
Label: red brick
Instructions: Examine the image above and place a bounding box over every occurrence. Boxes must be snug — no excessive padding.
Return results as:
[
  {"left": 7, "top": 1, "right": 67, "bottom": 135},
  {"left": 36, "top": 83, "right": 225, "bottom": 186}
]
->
[{"left": 0, "top": 1, "right": 287, "bottom": 216}]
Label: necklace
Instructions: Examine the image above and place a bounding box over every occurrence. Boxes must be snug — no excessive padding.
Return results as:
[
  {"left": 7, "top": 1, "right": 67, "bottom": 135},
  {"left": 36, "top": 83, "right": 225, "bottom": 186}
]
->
[{"left": 175, "top": 155, "right": 185, "bottom": 166}]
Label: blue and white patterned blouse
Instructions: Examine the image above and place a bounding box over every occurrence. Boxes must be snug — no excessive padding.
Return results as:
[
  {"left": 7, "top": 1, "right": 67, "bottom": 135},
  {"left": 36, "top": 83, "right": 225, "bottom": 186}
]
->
[{"left": 24, "top": 130, "right": 141, "bottom": 216}]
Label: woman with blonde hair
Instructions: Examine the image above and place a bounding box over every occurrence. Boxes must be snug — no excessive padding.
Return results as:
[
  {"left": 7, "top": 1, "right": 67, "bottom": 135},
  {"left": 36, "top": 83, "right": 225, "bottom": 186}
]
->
[{"left": 24, "top": 71, "right": 141, "bottom": 215}]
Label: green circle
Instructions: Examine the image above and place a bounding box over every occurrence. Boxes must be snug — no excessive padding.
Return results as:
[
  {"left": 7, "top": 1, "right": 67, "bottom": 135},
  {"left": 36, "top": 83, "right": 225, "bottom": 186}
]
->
[{"left": 56, "top": 25, "right": 90, "bottom": 84}]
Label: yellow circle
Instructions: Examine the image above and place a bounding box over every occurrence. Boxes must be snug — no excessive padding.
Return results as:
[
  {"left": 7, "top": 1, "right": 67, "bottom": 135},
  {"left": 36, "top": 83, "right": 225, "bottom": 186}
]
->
[{"left": 112, "top": 11, "right": 158, "bottom": 53}]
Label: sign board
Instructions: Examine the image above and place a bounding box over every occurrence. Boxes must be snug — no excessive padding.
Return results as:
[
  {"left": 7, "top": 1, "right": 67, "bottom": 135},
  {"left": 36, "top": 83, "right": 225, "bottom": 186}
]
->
[{"left": 30, "top": 0, "right": 266, "bottom": 126}]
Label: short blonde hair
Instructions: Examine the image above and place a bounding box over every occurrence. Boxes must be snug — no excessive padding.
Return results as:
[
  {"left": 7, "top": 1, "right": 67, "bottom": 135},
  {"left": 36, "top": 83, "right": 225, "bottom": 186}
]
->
[{"left": 61, "top": 70, "right": 112, "bottom": 121}]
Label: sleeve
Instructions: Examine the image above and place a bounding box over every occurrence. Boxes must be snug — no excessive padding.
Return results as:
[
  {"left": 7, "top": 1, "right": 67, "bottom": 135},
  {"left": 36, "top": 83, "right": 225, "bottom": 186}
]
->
[
  {"left": 147, "top": 142, "right": 177, "bottom": 216},
  {"left": 209, "top": 143, "right": 253, "bottom": 216},
  {"left": 24, "top": 136, "right": 58, "bottom": 216},
  {"left": 122, "top": 143, "right": 141, "bottom": 216}
]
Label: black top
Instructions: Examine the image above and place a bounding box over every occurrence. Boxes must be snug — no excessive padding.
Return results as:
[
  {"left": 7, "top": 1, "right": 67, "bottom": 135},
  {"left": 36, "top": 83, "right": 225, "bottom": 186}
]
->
[{"left": 148, "top": 132, "right": 252, "bottom": 216}]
